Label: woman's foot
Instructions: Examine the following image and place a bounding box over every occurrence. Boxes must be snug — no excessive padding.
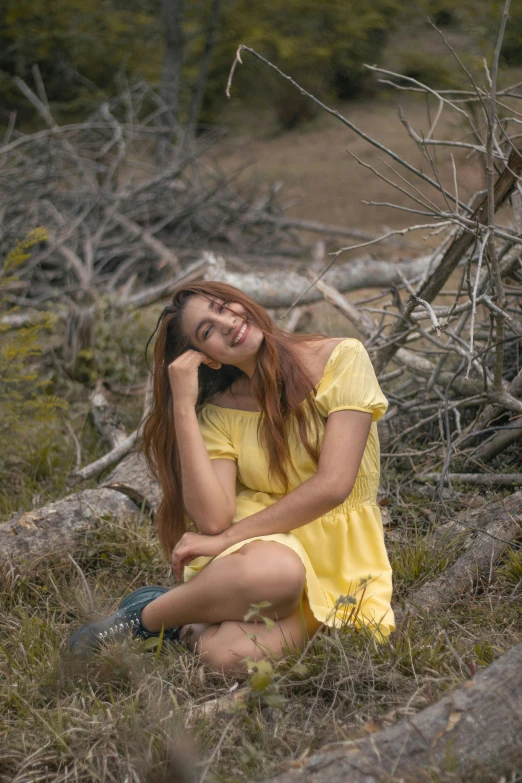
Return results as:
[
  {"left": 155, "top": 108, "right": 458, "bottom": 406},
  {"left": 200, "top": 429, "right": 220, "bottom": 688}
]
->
[{"left": 69, "top": 587, "right": 180, "bottom": 657}]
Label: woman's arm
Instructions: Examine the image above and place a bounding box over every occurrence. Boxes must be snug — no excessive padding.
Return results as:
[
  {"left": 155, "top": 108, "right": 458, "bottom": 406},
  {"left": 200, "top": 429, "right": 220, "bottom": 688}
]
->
[
  {"left": 172, "top": 409, "right": 372, "bottom": 576},
  {"left": 174, "top": 407, "right": 236, "bottom": 534},
  {"left": 169, "top": 350, "right": 237, "bottom": 534}
]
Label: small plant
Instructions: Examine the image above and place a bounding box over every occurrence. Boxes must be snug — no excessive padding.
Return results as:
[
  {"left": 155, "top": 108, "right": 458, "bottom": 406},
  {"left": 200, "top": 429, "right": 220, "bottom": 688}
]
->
[
  {"left": 498, "top": 547, "right": 522, "bottom": 587},
  {"left": 389, "top": 527, "right": 456, "bottom": 597}
]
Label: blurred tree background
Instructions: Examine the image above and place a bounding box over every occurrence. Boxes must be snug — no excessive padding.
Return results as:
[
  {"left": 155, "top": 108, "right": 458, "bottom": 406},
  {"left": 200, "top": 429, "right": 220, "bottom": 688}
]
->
[{"left": 2, "top": 0, "right": 521, "bottom": 130}]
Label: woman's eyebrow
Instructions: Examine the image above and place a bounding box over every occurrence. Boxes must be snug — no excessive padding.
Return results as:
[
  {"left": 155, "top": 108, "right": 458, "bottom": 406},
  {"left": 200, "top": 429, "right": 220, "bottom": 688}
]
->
[{"left": 194, "top": 298, "right": 217, "bottom": 341}]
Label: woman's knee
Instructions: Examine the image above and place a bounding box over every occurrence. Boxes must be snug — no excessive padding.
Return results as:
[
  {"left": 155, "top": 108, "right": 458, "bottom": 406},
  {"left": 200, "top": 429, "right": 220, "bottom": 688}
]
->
[{"left": 236, "top": 543, "right": 306, "bottom": 611}]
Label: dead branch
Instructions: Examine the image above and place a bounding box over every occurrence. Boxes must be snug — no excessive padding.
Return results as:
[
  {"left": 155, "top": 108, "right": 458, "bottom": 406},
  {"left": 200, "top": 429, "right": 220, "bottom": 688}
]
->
[
  {"left": 111, "top": 211, "right": 180, "bottom": 274},
  {"left": 89, "top": 379, "right": 128, "bottom": 450},
  {"left": 244, "top": 213, "right": 375, "bottom": 242},
  {"left": 117, "top": 257, "right": 209, "bottom": 309},
  {"left": 0, "top": 489, "right": 139, "bottom": 573},
  {"left": 67, "top": 430, "right": 139, "bottom": 486},
  {"left": 466, "top": 421, "right": 522, "bottom": 464},
  {"left": 421, "top": 473, "right": 522, "bottom": 486}
]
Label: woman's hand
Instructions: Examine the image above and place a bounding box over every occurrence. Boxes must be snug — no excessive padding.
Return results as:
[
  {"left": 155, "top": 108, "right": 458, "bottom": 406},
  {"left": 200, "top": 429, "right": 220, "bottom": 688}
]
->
[
  {"left": 171, "top": 531, "right": 230, "bottom": 579},
  {"left": 168, "top": 349, "right": 221, "bottom": 409}
]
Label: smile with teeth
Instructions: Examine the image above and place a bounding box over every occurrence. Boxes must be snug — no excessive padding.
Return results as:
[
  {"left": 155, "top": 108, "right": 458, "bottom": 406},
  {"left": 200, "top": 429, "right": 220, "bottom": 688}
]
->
[{"left": 232, "top": 322, "right": 248, "bottom": 346}]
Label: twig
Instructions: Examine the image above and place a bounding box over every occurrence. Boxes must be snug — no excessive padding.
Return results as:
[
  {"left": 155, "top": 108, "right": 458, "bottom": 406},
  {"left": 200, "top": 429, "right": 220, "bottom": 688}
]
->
[
  {"left": 67, "top": 430, "right": 138, "bottom": 486},
  {"left": 422, "top": 473, "right": 522, "bottom": 487},
  {"left": 226, "top": 46, "right": 466, "bottom": 210},
  {"left": 467, "top": 230, "right": 490, "bottom": 379}
]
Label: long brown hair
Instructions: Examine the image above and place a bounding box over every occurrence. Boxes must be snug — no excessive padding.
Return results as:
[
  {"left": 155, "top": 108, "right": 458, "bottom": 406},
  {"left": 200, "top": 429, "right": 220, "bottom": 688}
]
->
[{"left": 142, "top": 281, "right": 327, "bottom": 554}]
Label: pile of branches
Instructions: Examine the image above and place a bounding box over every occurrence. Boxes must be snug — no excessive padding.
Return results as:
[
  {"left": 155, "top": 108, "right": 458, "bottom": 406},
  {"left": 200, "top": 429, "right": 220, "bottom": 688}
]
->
[
  {"left": 1, "top": 76, "right": 347, "bottom": 371},
  {"left": 2, "top": 6, "right": 522, "bottom": 480},
  {"left": 217, "top": 10, "right": 522, "bottom": 487},
  {"left": 1, "top": 74, "right": 381, "bottom": 375}
]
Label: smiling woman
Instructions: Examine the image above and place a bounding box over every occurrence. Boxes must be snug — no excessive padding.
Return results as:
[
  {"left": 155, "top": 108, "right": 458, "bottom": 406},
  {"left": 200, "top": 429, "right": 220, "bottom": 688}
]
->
[{"left": 69, "top": 281, "right": 394, "bottom": 674}]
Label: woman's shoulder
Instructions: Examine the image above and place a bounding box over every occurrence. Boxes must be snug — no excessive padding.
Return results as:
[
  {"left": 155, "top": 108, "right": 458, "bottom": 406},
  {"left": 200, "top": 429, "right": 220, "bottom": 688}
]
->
[{"left": 297, "top": 337, "right": 353, "bottom": 383}]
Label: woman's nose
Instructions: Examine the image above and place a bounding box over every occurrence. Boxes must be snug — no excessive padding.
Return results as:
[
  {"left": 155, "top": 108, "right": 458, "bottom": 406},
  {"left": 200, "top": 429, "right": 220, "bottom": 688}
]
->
[{"left": 220, "top": 315, "right": 236, "bottom": 333}]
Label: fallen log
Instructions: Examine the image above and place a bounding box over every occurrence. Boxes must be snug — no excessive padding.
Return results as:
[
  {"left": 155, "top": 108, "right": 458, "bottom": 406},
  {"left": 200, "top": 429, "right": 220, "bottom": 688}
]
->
[
  {"left": 204, "top": 254, "right": 430, "bottom": 308},
  {"left": 264, "top": 641, "right": 522, "bottom": 783},
  {"left": 0, "top": 489, "right": 139, "bottom": 573},
  {"left": 410, "top": 490, "right": 522, "bottom": 611}
]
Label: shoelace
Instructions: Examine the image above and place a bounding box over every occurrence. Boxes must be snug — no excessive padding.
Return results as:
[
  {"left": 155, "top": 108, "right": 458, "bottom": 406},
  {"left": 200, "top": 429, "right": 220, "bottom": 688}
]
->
[{"left": 97, "top": 618, "right": 139, "bottom": 639}]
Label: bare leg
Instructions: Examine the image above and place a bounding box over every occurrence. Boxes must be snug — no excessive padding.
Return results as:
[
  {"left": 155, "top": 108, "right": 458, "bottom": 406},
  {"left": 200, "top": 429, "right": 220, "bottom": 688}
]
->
[
  {"left": 186, "top": 596, "right": 321, "bottom": 675},
  {"left": 141, "top": 541, "right": 306, "bottom": 632}
]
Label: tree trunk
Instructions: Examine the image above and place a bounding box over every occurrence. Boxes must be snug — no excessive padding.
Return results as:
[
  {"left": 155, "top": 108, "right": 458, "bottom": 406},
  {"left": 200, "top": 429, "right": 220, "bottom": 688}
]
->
[
  {"left": 0, "top": 489, "right": 139, "bottom": 573},
  {"left": 264, "top": 642, "right": 522, "bottom": 783},
  {"left": 160, "top": 0, "right": 186, "bottom": 130},
  {"left": 186, "top": 0, "right": 221, "bottom": 136}
]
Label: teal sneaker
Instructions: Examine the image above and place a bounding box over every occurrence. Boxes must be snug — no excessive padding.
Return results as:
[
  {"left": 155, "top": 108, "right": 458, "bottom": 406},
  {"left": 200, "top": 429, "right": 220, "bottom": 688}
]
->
[
  {"left": 69, "top": 588, "right": 179, "bottom": 656},
  {"left": 118, "top": 585, "right": 170, "bottom": 610}
]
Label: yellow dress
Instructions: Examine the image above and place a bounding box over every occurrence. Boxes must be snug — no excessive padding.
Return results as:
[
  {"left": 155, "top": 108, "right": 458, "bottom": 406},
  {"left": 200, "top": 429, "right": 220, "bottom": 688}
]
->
[{"left": 184, "top": 339, "right": 394, "bottom": 637}]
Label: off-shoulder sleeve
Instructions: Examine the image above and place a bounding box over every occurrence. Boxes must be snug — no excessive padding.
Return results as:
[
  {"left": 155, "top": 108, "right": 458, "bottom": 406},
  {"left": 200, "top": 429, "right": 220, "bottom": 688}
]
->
[
  {"left": 315, "top": 339, "right": 388, "bottom": 422},
  {"left": 197, "top": 405, "right": 238, "bottom": 461}
]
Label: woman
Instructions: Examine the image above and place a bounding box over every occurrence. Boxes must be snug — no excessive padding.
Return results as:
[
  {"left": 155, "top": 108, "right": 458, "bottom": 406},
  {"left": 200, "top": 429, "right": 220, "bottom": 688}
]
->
[{"left": 70, "top": 281, "right": 394, "bottom": 673}]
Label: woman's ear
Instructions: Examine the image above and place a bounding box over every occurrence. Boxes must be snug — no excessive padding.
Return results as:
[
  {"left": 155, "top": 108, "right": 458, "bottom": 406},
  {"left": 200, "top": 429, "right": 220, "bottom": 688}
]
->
[{"left": 206, "top": 359, "right": 222, "bottom": 371}]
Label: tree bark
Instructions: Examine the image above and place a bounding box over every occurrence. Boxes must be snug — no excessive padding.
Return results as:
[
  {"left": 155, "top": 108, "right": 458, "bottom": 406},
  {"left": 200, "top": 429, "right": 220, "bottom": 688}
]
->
[
  {"left": 264, "top": 642, "right": 522, "bottom": 783},
  {"left": 102, "top": 451, "right": 162, "bottom": 514},
  {"left": 0, "top": 489, "right": 138, "bottom": 573},
  {"left": 89, "top": 379, "right": 128, "bottom": 450}
]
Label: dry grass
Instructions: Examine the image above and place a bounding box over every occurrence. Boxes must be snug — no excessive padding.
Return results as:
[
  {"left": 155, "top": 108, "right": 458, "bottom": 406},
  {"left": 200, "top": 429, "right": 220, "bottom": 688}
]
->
[{"left": 1, "top": 488, "right": 521, "bottom": 783}]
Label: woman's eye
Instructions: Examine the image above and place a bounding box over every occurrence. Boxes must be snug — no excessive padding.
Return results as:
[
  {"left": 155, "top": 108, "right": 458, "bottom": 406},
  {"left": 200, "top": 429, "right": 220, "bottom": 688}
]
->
[
  {"left": 219, "top": 300, "right": 228, "bottom": 313},
  {"left": 203, "top": 326, "right": 212, "bottom": 340}
]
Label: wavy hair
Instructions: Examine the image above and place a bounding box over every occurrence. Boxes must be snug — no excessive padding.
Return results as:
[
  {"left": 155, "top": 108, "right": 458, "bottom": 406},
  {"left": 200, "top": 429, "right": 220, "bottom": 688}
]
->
[{"left": 141, "top": 281, "right": 327, "bottom": 555}]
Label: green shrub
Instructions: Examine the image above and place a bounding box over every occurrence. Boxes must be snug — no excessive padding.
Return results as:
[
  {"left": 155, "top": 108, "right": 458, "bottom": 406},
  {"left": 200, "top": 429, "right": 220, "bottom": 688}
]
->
[
  {"left": 399, "top": 51, "right": 460, "bottom": 89},
  {"left": 0, "top": 228, "right": 68, "bottom": 515}
]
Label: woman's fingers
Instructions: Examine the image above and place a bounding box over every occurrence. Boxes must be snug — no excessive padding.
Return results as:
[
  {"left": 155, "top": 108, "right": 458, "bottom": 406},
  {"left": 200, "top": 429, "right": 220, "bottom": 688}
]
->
[
  {"left": 172, "top": 540, "right": 195, "bottom": 579},
  {"left": 167, "top": 350, "right": 221, "bottom": 408}
]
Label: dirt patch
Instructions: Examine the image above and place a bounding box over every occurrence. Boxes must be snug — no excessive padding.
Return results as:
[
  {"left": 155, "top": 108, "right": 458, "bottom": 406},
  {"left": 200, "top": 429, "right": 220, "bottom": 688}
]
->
[{"left": 209, "top": 92, "right": 486, "bottom": 256}]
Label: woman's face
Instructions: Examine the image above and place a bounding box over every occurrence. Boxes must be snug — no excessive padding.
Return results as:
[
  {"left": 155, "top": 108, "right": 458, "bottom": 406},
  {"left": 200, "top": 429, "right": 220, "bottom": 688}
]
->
[{"left": 181, "top": 294, "right": 264, "bottom": 375}]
